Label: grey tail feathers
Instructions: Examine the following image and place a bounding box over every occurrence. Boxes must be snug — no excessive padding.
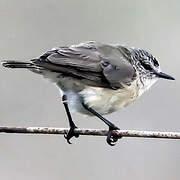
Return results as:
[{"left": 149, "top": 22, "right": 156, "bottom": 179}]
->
[{"left": 1, "top": 60, "right": 35, "bottom": 69}]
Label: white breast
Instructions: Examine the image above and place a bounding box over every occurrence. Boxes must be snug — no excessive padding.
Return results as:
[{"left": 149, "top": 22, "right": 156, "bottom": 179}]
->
[
  {"left": 39, "top": 70, "right": 158, "bottom": 116},
  {"left": 79, "top": 81, "right": 140, "bottom": 115}
]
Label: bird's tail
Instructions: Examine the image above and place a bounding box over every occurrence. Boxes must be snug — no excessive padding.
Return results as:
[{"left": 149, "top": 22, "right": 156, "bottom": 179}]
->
[{"left": 1, "top": 60, "right": 35, "bottom": 69}]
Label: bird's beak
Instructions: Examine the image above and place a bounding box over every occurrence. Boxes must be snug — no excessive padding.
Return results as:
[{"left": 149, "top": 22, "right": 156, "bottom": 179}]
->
[{"left": 154, "top": 71, "right": 175, "bottom": 80}]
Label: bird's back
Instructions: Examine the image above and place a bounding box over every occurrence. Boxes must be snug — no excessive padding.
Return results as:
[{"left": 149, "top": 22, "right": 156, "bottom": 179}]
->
[{"left": 31, "top": 41, "right": 136, "bottom": 90}]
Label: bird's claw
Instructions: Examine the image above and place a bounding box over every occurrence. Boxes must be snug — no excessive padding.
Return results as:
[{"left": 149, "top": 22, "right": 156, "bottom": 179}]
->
[
  {"left": 106, "top": 126, "right": 121, "bottom": 146},
  {"left": 64, "top": 126, "right": 79, "bottom": 144}
]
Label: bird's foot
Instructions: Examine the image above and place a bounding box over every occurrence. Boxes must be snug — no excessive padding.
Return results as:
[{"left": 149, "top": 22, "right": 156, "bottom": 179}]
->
[
  {"left": 64, "top": 124, "right": 79, "bottom": 144},
  {"left": 106, "top": 125, "right": 121, "bottom": 146}
]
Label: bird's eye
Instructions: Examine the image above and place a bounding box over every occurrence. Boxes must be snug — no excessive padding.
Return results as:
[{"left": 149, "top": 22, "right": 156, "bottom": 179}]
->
[
  {"left": 153, "top": 58, "right": 159, "bottom": 67},
  {"left": 140, "top": 61, "right": 153, "bottom": 71}
]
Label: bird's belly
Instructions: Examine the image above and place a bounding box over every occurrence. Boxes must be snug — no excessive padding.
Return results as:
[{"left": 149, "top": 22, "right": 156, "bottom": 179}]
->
[
  {"left": 41, "top": 71, "right": 140, "bottom": 115},
  {"left": 78, "top": 84, "right": 139, "bottom": 115}
]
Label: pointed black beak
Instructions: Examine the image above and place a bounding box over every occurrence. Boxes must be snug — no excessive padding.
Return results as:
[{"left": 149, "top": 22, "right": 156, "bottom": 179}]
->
[{"left": 154, "top": 71, "right": 175, "bottom": 80}]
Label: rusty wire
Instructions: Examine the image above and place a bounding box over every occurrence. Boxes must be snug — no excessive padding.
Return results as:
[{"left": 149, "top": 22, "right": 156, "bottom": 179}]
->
[{"left": 0, "top": 126, "right": 180, "bottom": 139}]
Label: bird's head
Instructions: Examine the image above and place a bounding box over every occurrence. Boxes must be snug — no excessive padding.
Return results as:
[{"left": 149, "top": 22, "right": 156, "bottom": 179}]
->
[{"left": 131, "top": 49, "right": 175, "bottom": 82}]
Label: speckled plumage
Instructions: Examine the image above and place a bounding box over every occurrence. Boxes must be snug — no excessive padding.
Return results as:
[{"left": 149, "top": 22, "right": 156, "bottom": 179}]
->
[{"left": 2, "top": 41, "right": 173, "bottom": 115}]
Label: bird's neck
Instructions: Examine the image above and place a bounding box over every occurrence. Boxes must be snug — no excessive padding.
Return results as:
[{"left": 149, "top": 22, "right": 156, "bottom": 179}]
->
[{"left": 137, "top": 76, "right": 158, "bottom": 96}]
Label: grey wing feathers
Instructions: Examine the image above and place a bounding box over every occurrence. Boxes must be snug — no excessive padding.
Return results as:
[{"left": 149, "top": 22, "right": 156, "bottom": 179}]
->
[
  {"left": 32, "top": 42, "right": 136, "bottom": 89},
  {"left": 47, "top": 47, "right": 102, "bottom": 72}
]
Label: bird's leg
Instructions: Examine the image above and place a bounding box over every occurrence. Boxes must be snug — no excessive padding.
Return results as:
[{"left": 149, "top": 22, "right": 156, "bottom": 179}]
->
[
  {"left": 82, "top": 103, "right": 121, "bottom": 146},
  {"left": 62, "top": 95, "right": 79, "bottom": 144}
]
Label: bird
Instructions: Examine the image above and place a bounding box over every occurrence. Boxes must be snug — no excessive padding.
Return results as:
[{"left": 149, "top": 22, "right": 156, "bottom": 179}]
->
[{"left": 1, "top": 41, "right": 175, "bottom": 146}]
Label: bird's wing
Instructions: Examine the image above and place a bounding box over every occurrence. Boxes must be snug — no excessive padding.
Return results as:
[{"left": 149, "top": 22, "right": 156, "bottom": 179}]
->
[{"left": 32, "top": 42, "right": 136, "bottom": 89}]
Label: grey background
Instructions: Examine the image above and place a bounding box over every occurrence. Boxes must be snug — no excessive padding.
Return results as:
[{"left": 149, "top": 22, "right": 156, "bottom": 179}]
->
[{"left": 0, "top": 0, "right": 179, "bottom": 179}]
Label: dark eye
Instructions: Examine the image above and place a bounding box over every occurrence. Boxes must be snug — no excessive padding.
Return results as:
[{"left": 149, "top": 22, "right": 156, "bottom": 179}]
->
[
  {"left": 153, "top": 58, "right": 159, "bottom": 67},
  {"left": 140, "top": 61, "right": 153, "bottom": 71}
]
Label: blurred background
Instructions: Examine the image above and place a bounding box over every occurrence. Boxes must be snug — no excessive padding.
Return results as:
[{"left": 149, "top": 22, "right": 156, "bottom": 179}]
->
[{"left": 0, "top": 0, "right": 179, "bottom": 179}]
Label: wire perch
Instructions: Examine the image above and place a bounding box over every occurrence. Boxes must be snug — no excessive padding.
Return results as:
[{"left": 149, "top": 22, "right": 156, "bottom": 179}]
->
[{"left": 0, "top": 126, "right": 180, "bottom": 139}]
